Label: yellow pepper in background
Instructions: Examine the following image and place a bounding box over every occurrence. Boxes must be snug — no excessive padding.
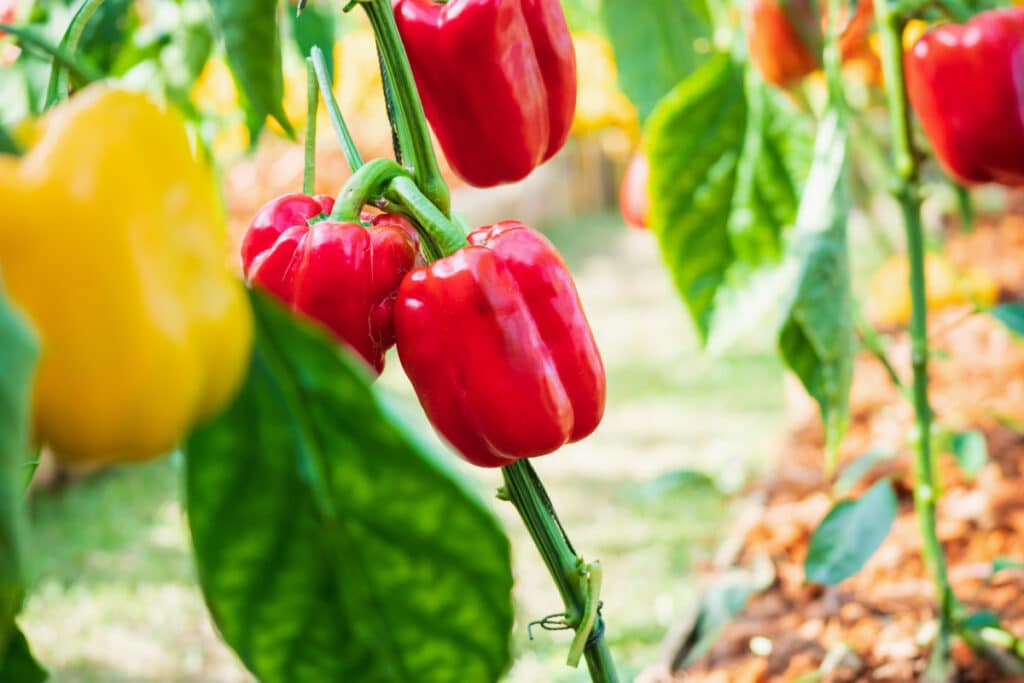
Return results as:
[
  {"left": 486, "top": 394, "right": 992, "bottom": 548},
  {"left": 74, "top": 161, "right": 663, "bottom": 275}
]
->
[
  {"left": 570, "top": 32, "right": 638, "bottom": 138},
  {"left": 0, "top": 86, "right": 252, "bottom": 464},
  {"left": 868, "top": 252, "right": 998, "bottom": 327}
]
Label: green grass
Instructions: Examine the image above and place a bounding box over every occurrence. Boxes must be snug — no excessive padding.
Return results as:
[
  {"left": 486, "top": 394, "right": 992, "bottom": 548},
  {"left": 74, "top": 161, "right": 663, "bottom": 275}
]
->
[{"left": 19, "top": 211, "right": 786, "bottom": 682}]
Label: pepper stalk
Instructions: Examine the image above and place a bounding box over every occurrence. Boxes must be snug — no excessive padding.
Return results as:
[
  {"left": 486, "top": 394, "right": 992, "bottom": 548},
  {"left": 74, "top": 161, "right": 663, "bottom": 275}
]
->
[
  {"left": 874, "top": 2, "right": 957, "bottom": 678},
  {"left": 352, "top": 0, "right": 451, "bottom": 216}
]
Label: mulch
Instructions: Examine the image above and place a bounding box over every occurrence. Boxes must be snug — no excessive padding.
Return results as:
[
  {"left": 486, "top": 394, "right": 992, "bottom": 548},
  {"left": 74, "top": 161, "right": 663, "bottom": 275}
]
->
[{"left": 641, "top": 209, "right": 1024, "bottom": 682}]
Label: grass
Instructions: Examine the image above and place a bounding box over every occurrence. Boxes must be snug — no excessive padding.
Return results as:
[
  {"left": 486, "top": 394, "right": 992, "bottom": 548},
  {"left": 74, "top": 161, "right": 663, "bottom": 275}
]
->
[{"left": 19, "top": 211, "right": 787, "bottom": 683}]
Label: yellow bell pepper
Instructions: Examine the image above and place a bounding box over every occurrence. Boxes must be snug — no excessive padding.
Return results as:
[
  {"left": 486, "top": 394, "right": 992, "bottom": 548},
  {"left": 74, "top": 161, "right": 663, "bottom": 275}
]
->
[
  {"left": 0, "top": 86, "right": 253, "bottom": 464},
  {"left": 570, "top": 32, "right": 639, "bottom": 138},
  {"left": 868, "top": 252, "right": 998, "bottom": 327}
]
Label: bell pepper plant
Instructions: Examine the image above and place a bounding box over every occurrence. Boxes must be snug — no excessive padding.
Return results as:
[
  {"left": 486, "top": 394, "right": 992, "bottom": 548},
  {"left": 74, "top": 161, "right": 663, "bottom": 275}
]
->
[{"left": 4, "top": 0, "right": 1024, "bottom": 681}]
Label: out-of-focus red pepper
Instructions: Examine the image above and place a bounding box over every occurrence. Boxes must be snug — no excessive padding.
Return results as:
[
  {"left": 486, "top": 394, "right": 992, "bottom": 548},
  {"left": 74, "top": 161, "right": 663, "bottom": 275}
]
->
[
  {"left": 905, "top": 9, "right": 1024, "bottom": 186},
  {"left": 620, "top": 152, "right": 650, "bottom": 230},
  {"left": 393, "top": 0, "right": 577, "bottom": 187},
  {"left": 240, "top": 193, "right": 419, "bottom": 374},
  {"left": 747, "top": 0, "right": 822, "bottom": 86},
  {"left": 395, "top": 222, "right": 605, "bottom": 467}
]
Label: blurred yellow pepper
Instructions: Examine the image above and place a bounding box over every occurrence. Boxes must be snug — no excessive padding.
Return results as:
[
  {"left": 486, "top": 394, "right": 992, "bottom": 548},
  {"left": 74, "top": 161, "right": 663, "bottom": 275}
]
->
[
  {"left": 868, "top": 252, "right": 998, "bottom": 327},
  {"left": 0, "top": 86, "right": 252, "bottom": 464},
  {"left": 570, "top": 32, "right": 638, "bottom": 137}
]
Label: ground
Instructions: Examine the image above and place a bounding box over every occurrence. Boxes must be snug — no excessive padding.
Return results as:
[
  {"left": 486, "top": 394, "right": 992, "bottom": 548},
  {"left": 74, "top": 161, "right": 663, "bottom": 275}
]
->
[{"left": 19, "top": 210, "right": 787, "bottom": 682}]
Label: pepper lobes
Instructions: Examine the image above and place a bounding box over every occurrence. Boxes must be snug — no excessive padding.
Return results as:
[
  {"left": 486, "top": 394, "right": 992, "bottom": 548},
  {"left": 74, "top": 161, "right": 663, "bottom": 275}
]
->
[
  {"left": 240, "top": 194, "right": 419, "bottom": 374},
  {"left": 393, "top": 0, "right": 577, "bottom": 187},
  {"left": 0, "top": 86, "right": 252, "bottom": 464},
  {"left": 395, "top": 222, "right": 605, "bottom": 467},
  {"left": 905, "top": 8, "right": 1024, "bottom": 186}
]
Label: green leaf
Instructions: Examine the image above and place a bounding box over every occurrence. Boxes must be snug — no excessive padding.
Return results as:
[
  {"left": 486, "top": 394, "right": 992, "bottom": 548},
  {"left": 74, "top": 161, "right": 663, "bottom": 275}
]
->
[
  {"left": 77, "top": 0, "right": 134, "bottom": 74},
  {"left": 0, "top": 625, "right": 47, "bottom": 683},
  {"left": 207, "top": 0, "right": 292, "bottom": 141},
  {"left": 991, "top": 303, "right": 1024, "bottom": 336},
  {"left": 805, "top": 478, "right": 896, "bottom": 585},
  {"left": 185, "top": 292, "right": 513, "bottom": 683},
  {"left": 779, "top": 109, "right": 854, "bottom": 466},
  {"left": 990, "top": 557, "right": 1024, "bottom": 578},
  {"left": 288, "top": 2, "right": 336, "bottom": 79},
  {"left": 647, "top": 54, "right": 746, "bottom": 341},
  {"left": 601, "top": 0, "right": 712, "bottom": 121},
  {"left": 950, "top": 429, "right": 987, "bottom": 478},
  {"left": 0, "top": 124, "right": 19, "bottom": 157},
  {"left": 962, "top": 610, "right": 1001, "bottom": 631},
  {"left": 0, "top": 275, "right": 37, "bottom": 657},
  {"left": 647, "top": 59, "right": 815, "bottom": 351},
  {"left": 705, "top": 76, "right": 814, "bottom": 351},
  {"left": 833, "top": 447, "right": 895, "bottom": 497}
]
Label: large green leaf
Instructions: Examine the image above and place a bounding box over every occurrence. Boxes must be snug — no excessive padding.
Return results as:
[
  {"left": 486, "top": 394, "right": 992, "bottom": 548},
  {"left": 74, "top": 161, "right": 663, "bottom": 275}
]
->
[
  {"left": 0, "top": 275, "right": 37, "bottom": 659},
  {"left": 704, "top": 76, "right": 814, "bottom": 351},
  {"left": 207, "top": 0, "right": 292, "bottom": 141},
  {"left": 647, "top": 54, "right": 746, "bottom": 341},
  {"left": 778, "top": 109, "right": 854, "bottom": 464},
  {"left": 601, "top": 0, "right": 712, "bottom": 121},
  {"left": 805, "top": 478, "right": 896, "bottom": 585},
  {"left": 185, "top": 292, "right": 513, "bottom": 683},
  {"left": 646, "top": 58, "right": 814, "bottom": 350}
]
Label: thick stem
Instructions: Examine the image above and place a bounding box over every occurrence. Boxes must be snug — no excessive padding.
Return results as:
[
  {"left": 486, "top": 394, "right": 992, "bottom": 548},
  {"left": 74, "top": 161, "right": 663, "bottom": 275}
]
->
[
  {"left": 502, "top": 461, "right": 620, "bottom": 683},
  {"left": 311, "top": 45, "right": 363, "bottom": 173},
  {"left": 330, "top": 158, "right": 410, "bottom": 222},
  {"left": 384, "top": 175, "right": 464, "bottom": 260},
  {"left": 303, "top": 58, "right": 318, "bottom": 196},
  {"left": 876, "top": 4, "right": 956, "bottom": 677},
  {"left": 359, "top": 0, "right": 450, "bottom": 215}
]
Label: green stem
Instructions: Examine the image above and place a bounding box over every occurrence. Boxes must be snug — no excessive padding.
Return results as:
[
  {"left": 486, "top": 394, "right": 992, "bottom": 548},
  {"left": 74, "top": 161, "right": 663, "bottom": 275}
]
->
[
  {"left": 502, "top": 461, "right": 620, "bottom": 683},
  {"left": 330, "top": 158, "right": 410, "bottom": 222},
  {"left": 303, "top": 58, "right": 318, "bottom": 196},
  {"left": 310, "top": 45, "right": 363, "bottom": 173},
  {"left": 45, "top": 0, "right": 106, "bottom": 108},
  {"left": 377, "top": 44, "right": 411, "bottom": 167},
  {"left": 0, "top": 24, "right": 101, "bottom": 87},
  {"left": 357, "top": 0, "right": 450, "bottom": 215},
  {"left": 954, "top": 183, "right": 973, "bottom": 233},
  {"left": 876, "top": 3, "right": 956, "bottom": 678},
  {"left": 383, "top": 175, "right": 464, "bottom": 261}
]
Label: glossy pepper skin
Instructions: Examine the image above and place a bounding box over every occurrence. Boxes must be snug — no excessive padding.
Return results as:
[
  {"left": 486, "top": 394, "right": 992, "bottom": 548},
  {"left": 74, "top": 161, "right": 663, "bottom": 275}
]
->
[
  {"left": 0, "top": 86, "right": 252, "bottom": 464},
  {"left": 240, "top": 194, "right": 419, "bottom": 374},
  {"left": 395, "top": 222, "right": 606, "bottom": 467},
  {"left": 393, "top": 0, "right": 577, "bottom": 187},
  {"left": 620, "top": 152, "right": 650, "bottom": 229},
  {"left": 905, "top": 9, "right": 1024, "bottom": 186}
]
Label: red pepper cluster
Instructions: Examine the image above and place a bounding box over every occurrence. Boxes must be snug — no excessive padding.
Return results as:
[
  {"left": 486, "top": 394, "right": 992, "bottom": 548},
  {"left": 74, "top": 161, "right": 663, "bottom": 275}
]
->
[
  {"left": 905, "top": 8, "right": 1024, "bottom": 187},
  {"left": 242, "top": 203, "right": 606, "bottom": 468},
  {"left": 240, "top": 0, "right": 604, "bottom": 468}
]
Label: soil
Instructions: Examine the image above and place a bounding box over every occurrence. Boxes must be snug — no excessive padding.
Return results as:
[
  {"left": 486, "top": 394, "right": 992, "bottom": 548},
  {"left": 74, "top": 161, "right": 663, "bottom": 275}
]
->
[{"left": 641, "top": 210, "right": 1024, "bottom": 683}]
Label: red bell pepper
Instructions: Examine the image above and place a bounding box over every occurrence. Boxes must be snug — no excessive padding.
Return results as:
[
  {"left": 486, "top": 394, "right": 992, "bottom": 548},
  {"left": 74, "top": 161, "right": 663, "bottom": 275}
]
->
[
  {"left": 620, "top": 152, "right": 650, "bottom": 230},
  {"left": 395, "top": 222, "right": 606, "bottom": 467},
  {"left": 240, "top": 193, "right": 419, "bottom": 374},
  {"left": 392, "top": 0, "right": 577, "bottom": 187},
  {"left": 905, "top": 9, "right": 1024, "bottom": 187}
]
